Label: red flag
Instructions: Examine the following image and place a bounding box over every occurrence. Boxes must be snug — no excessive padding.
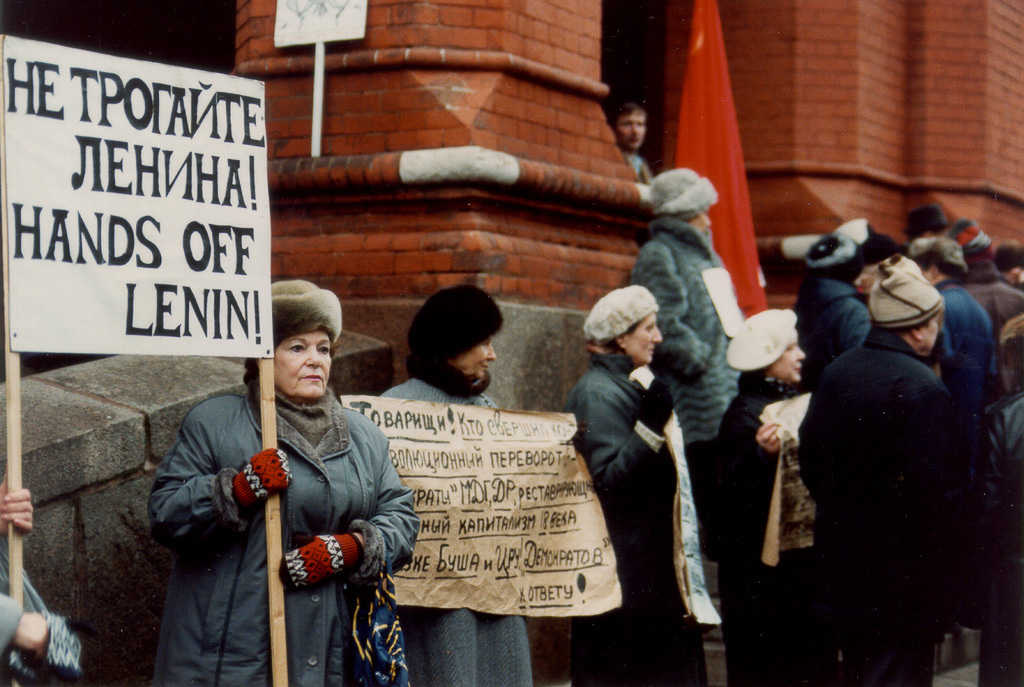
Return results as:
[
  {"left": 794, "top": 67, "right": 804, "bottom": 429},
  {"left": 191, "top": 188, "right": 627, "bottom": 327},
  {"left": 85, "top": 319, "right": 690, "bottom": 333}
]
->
[{"left": 675, "top": 0, "right": 767, "bottom": 316}]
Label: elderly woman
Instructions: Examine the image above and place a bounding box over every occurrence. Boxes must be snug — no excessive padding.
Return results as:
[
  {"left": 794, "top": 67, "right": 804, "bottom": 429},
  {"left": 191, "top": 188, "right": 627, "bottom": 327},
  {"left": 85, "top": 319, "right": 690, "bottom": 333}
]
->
[
  {"left": 715, "top": 310, "right": 837, "bottom": 687},
  {"left": 149, "top": 280, "right": 419, "bottom": 687},
  {"left": 630, "top": 169, "right": 741, "bottom": 542},
  {"left": 564, "top": 285, "right": 707, "bottom": 687},
  {"left": 381, "top": 284, "right": 532, "bottom": 687}
]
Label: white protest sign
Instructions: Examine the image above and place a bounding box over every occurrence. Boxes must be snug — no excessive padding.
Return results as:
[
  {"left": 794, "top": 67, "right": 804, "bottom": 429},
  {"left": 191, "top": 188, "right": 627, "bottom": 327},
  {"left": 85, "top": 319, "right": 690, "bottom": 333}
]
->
[
  {"left": 274, "top": 0, "right": 369, "bottom": 47},
  {"left": 1, "top": 36, "right": 273, "bottom": 358},
  {"left": 343, "top": 396, "right": 623, "bottom": 617}
]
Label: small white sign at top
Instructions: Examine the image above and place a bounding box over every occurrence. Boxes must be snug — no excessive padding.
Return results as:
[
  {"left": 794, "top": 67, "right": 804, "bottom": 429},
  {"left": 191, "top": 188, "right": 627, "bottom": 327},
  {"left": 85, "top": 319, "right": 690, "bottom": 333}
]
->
[{"left": 274, "top": 0, "right": 369, "bottom": 47}]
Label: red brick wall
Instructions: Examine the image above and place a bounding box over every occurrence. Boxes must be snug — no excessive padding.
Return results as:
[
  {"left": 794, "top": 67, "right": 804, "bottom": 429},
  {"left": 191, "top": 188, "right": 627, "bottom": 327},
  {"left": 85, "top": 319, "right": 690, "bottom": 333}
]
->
[
  {"left": 237, "top": 0, "right": 622, "bottom": 174},
  {"left": 237, "top": 0, "right": 1024, "bottom": 313}
]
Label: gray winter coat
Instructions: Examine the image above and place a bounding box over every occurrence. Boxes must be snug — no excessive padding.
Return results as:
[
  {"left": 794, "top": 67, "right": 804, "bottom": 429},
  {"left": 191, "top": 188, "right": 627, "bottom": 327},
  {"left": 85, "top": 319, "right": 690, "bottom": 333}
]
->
[
  {"left": 150, "top": 393, "right": 418, "bottom": 687},
  {"left": 563, "top": 353, "right": 683, "bottom": 613},
  {"left": 631, "top": 216, "right": 739, "bottom": 444},
  {"left": 380, "top": 377, "right": 533, "bottom": 687}
]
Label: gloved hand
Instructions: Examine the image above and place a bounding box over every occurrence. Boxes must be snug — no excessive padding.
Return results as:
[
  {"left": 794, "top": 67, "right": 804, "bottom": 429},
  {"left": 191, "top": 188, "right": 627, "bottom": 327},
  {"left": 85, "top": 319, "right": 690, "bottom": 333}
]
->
[
  {"left": 232, "top": 448, "right": 291, "bottom": 508},
  {"left": 637, "top": 376, "right": 673, "bottom": 432},
  {"left": 283, "top": 534, "right": 363, "bottom": 588}
]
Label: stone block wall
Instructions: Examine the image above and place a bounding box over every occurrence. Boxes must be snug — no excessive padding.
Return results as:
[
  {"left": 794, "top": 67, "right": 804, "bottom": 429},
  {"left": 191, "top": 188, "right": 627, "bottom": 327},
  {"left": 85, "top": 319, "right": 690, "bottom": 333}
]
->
[{"left": 0, "top": 304, "right": 585, "bottom": 684}]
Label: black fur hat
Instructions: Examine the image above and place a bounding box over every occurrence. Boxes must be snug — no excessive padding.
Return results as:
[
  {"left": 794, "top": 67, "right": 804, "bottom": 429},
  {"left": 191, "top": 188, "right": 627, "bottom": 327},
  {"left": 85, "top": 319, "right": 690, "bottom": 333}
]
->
[{"left": 408, "top": 285, "right": 503, "bottom": 360}]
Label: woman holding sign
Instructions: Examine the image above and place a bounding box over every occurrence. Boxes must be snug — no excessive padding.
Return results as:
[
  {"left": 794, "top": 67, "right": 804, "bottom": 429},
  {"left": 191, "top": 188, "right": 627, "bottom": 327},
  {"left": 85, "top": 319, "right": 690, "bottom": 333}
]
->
[
  {"left": 564, "top": 285, "right": 707, "bottom": 687},
  {"left": 381, "top": 285, "right": 533, "bottom": 687},
  {"left": 715, "top": 310, "right": 837, "bottom": 687},
  {"left": 149, "top": 280, "right": 418, "bottom": 687}
]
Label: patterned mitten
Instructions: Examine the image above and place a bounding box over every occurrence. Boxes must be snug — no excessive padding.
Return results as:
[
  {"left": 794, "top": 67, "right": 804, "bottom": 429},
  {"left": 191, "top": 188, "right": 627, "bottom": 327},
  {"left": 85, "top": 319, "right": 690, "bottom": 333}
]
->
[
  {"left": 232, "top": 448, "right": 291, "bottom": 507},
  {"left": 283, "top": 534, "right": 363, "bottom": 588},
  {"left": 9, "top": 612, "right": 84, "bottom": 684}
]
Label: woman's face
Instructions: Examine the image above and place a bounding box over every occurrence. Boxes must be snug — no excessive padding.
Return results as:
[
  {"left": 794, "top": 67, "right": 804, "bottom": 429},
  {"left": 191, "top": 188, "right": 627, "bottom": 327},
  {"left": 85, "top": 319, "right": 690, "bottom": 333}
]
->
[
  {"left": 765, "top": 341, "right": 805, "bottom": 386},
  {"left": 447, "top": 338, "right": 496, "bottom": 381},
  {"left": 274, "top": 330, "right": 332, "bottom": 404},
  {"left": 615, "top": 313, "right": 662, "bottom": 368}
]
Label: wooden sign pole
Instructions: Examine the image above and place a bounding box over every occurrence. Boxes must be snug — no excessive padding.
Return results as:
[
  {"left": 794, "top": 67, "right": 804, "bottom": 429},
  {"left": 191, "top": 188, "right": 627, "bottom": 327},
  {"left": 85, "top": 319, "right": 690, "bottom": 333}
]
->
[
  {"left": 2, "top": 343, "right": 22, "bottom": 607},
  {"left": 0, "top": 96, "right": 23, "bottom": 606},
  {"left": 259, "top": 358, "right": 288, "bottom": 687}
]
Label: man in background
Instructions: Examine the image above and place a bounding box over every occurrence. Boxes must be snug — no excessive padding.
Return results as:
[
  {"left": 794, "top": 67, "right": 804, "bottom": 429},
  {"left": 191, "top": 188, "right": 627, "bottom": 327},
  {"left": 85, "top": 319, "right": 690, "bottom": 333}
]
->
[
  {"left": 613, "top": 102, "right": 653, "bottom": 184},
  {"left": 800, "top": 256, "right": 966, "bottom": 687}
]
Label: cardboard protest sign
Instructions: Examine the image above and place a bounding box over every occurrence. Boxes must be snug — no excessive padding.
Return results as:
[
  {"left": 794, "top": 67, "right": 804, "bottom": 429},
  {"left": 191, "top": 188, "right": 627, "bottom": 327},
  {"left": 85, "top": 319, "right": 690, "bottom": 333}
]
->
[
  {"left": 0, "top": 36, "right": 273, "bottom": 359},
  {"left": 760, "top": 393, "right": 815, "bottom": 566},
  {"left": 342, "top": 396, "right": 622, "bottom": 617},
  {"left": 274, "top": 0, "right": 369, "bottom": 47}
]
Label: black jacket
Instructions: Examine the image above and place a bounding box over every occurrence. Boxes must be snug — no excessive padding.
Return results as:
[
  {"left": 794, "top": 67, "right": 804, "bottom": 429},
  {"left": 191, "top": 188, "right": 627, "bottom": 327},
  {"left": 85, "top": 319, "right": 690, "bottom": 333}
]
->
[
  {"left": 794, "top": 276, "right": 870, "bottom": 391},
  {"left": 716, "top": 373, "right": 799, "bottom": 564},
  {"left": 799, "top": 327, "right": 967, "bottom": 640},
  {"left": 973, "top": 393, "right": 1024, "bottom": 685}
]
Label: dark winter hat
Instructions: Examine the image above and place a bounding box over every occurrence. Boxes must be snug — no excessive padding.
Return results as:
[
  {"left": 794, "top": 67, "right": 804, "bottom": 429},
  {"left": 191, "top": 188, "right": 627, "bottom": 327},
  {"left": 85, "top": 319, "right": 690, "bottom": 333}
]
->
[
  {"left": 995, "top": 241, "right": 1024, "bottom": 272},
  {"left": 272, "top": 280, "right": 342, "bottom": 345},
  {"left": 408, "top": 285, "right": 503, "bottom": 360},
  {"left": 906, "top": 203, "right": 949, "bottom": 239},
  {"left": 805, "top": 232, "right": 864, "bottom": 283},
  {"left": 861, "top": 231, "right": 901, "bottom": 265},
  {"left": 948, "top": 218, "right": 995, "bottom": 263}
]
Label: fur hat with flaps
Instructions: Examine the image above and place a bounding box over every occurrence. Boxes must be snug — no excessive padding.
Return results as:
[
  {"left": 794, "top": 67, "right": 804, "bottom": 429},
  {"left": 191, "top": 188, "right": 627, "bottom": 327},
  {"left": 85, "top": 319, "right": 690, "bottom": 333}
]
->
[
  {"left": 869, "top": 255, "right": 943, "bottom": 329},
  {"left": 272, "top": 280, "right": 342, "bottom": 345},
  {"left": 726, "top": 309, "right": 798, "bottom": 372},
  {"left": 583, "top": 286, "right": 659, "bottom": 345},
  {"left": 650, "top": 168, "right": 718, "bottom": 219},
  {"left": 805, "top": 232, "right": 864, "bottom": 283},
  {"left": 408, "top": 285, "right": 503, "bottom": 361}
]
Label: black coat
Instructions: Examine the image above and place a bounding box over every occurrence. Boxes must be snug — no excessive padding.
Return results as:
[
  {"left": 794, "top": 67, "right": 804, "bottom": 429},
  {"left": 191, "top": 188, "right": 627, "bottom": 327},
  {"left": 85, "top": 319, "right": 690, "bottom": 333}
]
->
[
  {"left": 798, "top": 327, "right": 968, "bottom": 641},
  {"left": 794, "top": 276, "right": 871, "bottom": 391},
  {"left": 974, "top": 392, "right": 1024, "bottom": 686},
  {"left": 716, "top": 373, "right": 799, "bottom": 564}
]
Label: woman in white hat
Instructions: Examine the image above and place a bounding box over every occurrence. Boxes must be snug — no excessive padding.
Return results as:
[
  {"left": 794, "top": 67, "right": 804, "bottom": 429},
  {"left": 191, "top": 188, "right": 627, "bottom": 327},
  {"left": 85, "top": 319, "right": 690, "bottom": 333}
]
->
[
  {"left": 715, "top": 310, "right": 837, "bottom": 687},
  {"left": 564, "top": 285, "right": 708, "bottom": 687}
]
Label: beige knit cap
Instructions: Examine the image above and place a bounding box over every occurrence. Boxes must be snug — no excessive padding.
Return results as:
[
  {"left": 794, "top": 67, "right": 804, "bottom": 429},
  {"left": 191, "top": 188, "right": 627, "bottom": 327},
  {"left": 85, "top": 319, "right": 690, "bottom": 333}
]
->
[
  {"left": 272, "top": 280, "right": 343, "bottom": 344},
  {"left": 583, "top": 286, "right": 659, "bottom": 345},
  {"left": 868, "top": 256, "right": 943, "bottom": 328},
  {"left": 650, "top": 168, "right": 718, "bottom": 219},
  {"left": 726, "top": 309, "right": 798, "bottom": 372}
]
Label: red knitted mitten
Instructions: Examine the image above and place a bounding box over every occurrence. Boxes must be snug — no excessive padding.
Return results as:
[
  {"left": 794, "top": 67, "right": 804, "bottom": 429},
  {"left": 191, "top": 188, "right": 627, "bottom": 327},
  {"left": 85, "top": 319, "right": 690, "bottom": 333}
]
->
[
  {"left": 283, "top": 534, "right": 363, "bottom": 588},
  {"left": 232, "top": 448, "right": 291, "bottom": 507}
]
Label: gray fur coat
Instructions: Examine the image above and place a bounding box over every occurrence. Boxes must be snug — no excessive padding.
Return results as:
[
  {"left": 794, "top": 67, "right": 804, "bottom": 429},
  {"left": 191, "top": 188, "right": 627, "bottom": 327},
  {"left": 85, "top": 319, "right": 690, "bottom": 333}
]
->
[{"left": 631, "top": 215, "right": 739, "bottom": 444}]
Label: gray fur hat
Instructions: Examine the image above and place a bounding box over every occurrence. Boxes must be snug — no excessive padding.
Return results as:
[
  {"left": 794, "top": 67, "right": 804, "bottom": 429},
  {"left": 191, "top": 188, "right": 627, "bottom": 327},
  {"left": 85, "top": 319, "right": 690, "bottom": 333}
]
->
[
  {"left": 650, "top": 168, "right": 718, "bottom": 219},
  {"left": 272, "top": 280, "right": 343, "bottom": 345},
  {"left": 583, "top": 286, "right": 659, "bottom": 345},
  {"left": 906, "top": 236, "right": 968, "bottom": 279}
]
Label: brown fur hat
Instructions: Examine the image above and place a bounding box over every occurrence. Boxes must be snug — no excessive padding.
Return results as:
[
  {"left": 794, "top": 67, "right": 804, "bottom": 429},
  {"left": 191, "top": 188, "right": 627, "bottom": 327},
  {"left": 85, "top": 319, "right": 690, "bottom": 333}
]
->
[{"left": 272, "top": 280, "right": 342, "bottom": 345}]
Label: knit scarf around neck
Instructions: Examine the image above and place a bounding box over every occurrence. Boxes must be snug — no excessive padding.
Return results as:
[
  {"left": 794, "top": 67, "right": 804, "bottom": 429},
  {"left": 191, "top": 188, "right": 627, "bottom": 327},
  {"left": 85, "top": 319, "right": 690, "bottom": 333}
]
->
[{"left": 247, "top": 379, "right": 350, "bottom": 463}]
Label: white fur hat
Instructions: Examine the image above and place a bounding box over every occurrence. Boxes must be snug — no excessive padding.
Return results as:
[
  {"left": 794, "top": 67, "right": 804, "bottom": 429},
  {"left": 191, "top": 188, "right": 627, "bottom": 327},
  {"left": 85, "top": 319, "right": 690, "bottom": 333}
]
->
[
  {"left": 650, "top": 168, "right": 718, "bottom": 219},
  {"left": 583, "top": 286, "right": 659, "bottom": 345},
  {"left": 726, "top": 309, "right": 798, "bottom": 371}
]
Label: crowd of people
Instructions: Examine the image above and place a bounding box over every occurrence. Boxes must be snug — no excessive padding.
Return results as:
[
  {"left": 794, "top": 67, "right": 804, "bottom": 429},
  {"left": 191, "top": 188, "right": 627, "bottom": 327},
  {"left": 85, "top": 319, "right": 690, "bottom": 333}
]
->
[{"left": 133, "top": 168, "right": 1024, "bottom": 687}]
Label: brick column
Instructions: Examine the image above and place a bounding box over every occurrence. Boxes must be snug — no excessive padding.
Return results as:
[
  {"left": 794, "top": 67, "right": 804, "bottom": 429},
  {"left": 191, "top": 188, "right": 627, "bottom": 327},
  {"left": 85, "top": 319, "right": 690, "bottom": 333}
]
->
[{"left": 235, "top": 0, "right": 650, "bottom": 326}]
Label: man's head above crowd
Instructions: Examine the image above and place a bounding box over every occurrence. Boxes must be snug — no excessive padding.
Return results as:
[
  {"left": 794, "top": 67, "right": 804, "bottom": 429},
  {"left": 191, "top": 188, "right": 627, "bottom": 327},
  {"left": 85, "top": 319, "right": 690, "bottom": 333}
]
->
[{"left": 613, "top": 102, "right": 647, "bottom": 154}]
